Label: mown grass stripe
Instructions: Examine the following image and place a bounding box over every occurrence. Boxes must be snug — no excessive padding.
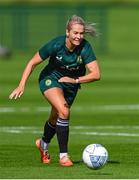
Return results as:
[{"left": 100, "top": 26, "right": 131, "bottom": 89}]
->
[
  {"left": 0, "top": 126, "right": 139, "bottom": 137},
  {"left": 0, "top": 104, "right": 139, "bottom": 113}
]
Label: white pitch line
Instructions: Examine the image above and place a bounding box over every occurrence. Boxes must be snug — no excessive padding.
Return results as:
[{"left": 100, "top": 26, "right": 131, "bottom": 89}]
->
[
  {"left": 1, "top": 125, "right": 139, "bottom": 130},
  {"left": 72, "top": 125, "right": 139, "bottom": 129},
  {"left": 0, "top": 126, "right": 139, "bottom": 137},
  {"left": 0, "top": 104, "right": 139, "bottom": 113},
  {"left": 72, "top": 132, "right": 139, "bottom": 137}
]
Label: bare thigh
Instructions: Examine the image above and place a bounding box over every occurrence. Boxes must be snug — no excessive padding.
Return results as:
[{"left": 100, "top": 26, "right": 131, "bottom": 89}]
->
[{"left": 43, "top": 87, "right": 70, "bottom": 120}]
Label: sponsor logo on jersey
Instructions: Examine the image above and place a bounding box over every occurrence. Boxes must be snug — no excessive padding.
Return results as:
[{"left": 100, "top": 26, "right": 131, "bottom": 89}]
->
[
  {"left": 45, "top": 79, "right": 52, "bottom": 86},
  {"left": 66, "top": 66, "right": 79, "bottom": 71}
]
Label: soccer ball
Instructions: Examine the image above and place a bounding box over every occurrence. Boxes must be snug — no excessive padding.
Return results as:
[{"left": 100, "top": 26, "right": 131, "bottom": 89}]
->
[{"left": 82, "top": 144, "right": 108, "bottom": 169}]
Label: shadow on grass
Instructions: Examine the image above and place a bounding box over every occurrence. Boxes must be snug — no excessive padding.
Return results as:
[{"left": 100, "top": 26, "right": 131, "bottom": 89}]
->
[
  {"left": 108, "top": 160, "right": 120, "bottom": 164},
  {"left": 73, "top": 159, "right": 120, "bottom": 164},
  {"left": 73, "top": 160, "right": 83, "bottom": 164}
]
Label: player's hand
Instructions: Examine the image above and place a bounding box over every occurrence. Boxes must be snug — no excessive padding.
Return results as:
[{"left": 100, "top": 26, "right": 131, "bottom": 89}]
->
[
  {"left": 58, "top": 77, "right": 75, "bottom": 83},
  {"left": 9, "top": 86, "right": 24, "bottom": 100}
]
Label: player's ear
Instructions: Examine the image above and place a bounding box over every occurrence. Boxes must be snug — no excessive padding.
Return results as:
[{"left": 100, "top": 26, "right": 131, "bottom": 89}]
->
[{"left": 66, "top": 29, "right": 69, "bottom": 37}]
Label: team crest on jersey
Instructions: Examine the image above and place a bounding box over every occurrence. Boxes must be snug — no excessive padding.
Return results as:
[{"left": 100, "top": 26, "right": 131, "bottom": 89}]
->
[
  {"left": 77, "top": 56, "right": 83, "bottom": 64},
  {"left": 45, "top": 79, "right": 52, "bottom": 86}
]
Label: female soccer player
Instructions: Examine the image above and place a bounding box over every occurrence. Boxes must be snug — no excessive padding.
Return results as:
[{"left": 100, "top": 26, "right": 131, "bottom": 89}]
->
[{"left": 9, "top": 15, "right": 101, "bottom": 167}]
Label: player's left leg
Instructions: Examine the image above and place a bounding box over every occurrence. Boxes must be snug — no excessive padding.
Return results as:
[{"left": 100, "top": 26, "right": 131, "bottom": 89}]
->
[{"left": 44, "top": 87, "right": 73, "bottom": 166}]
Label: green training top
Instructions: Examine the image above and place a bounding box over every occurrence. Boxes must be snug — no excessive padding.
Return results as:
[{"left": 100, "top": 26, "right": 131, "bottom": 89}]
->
[{"left": 39, "top": 35, "right": 96, "bottom": 81}]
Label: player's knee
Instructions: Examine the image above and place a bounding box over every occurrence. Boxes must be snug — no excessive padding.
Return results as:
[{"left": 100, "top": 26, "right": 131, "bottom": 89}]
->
[
  {"left": 48, "top": 107, "right": 58, "bottom": 124},
  {"left": 48, "top": 117, "right": 57, "bottom": 125},
  {"left": 59, "top": 103, "right": 70, "bottom": 119}
]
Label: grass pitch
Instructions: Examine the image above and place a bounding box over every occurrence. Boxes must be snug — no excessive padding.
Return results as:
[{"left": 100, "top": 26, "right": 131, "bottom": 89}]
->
[
  {"left": 0, "top": 4, "right": 139, "bottom": 178},
  {"left": 0, "top": 52, "right": 139, "bottom": 178}
]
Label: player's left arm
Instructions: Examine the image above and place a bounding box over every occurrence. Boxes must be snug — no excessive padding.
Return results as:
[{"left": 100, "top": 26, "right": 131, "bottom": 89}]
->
[
  {"left": 78, "top": 60, "right": 101, "bottom": 83},
  {"left": 58, "top": 60, "right": 100, "bottom": 84}
]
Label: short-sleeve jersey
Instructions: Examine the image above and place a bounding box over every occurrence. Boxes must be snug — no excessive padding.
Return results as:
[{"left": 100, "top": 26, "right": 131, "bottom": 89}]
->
[{"left": 39, "top": 35, "right": 96, "bottom": 81}]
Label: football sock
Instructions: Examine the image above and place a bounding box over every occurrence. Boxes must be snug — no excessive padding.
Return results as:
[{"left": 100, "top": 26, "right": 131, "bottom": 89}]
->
[
  {"left": 56, "top": 117, "right": 69, "bottom": 154},
  {"left": 40, "top": 139, "right": 49, "bottom": 152},
  {"left": 60, "top": 152, "right": 68, "bottom": 159},
  {"left": 42, "top": 121, "right": 56, "bottom": 145}
]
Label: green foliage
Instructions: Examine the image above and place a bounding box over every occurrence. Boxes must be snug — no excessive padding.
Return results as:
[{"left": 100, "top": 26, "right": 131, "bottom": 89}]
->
[
  {"left": 0, "top": 0, "right": 139, "bottom": 5},
  {"left": 0, "top": 0, "right": 139, "bottom": 54}
]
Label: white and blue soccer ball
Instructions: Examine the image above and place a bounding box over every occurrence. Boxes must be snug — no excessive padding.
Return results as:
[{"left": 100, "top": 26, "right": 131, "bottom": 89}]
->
[{"left": 82, "top": 144, "right": 108, "bottom": 169}]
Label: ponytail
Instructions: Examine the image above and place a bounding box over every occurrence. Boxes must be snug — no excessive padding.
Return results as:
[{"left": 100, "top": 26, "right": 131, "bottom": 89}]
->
[{"left": 66, "top": 15, "right": 97, "bottom": 37}]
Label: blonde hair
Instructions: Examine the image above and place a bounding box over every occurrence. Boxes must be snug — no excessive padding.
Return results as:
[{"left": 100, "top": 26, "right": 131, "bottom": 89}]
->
[{"left": 66, "top": 15, "right": 97, "bottom": 37}]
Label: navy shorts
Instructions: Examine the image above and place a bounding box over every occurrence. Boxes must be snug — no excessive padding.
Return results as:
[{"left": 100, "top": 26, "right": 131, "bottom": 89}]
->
[{"left": 39, "top": 76, "right": 79, "bottom": 106}]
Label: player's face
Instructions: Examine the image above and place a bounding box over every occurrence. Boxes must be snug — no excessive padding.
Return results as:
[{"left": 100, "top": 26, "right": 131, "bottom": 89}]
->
[{"left": 66, "top": 24, "right": 85, "bottom": 46}]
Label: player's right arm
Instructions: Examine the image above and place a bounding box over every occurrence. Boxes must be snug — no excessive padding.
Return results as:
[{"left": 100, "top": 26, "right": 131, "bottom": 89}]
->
[{"left": 9, "top": 52, "right": 43, "bottom": 100}]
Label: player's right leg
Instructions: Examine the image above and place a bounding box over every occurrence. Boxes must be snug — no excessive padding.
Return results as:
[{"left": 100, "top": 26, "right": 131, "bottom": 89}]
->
[
  {"left": 38, "top": 78, "right": 73, "bottom": 166},
  {"left": 42, "top": 106, "right": 58, "bottom": 146},
  {"left": 36, "top": 138, "right": 51, "bottom": 164},
  {"left": 36, "top": 106, "right": 57, "bottom": 164}
]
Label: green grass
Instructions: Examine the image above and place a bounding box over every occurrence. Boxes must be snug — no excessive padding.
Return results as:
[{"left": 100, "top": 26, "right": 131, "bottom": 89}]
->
[
  {"left": 0, "top": 6, "right": 139, "bottom": 178},
  {"left": 0, "top": 52, "right": 139, "bottom": 179}
]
